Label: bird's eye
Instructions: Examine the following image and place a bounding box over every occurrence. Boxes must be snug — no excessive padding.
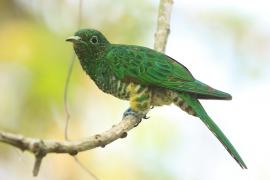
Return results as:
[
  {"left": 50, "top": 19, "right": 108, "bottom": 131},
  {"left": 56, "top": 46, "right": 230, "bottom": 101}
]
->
[{"left": 90, "top": 36, "right": 98, "bottom": 44}]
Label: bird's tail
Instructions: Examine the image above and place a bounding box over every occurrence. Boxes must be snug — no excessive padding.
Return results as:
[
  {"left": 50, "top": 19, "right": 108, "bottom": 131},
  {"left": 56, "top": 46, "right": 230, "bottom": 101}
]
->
[{"left": 175, "top": 93, "right": 247, "bottom": 169}]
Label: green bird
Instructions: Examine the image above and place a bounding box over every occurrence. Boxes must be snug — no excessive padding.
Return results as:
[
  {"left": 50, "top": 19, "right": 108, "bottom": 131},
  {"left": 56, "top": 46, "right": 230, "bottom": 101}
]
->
[{"left": 66, "top": 28, "right": 247, "bottom": 169}]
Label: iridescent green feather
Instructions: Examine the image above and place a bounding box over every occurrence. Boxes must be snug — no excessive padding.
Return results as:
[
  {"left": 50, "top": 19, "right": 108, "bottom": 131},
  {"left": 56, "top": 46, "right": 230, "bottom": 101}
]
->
[
  {"left": 106, "top": 45, "right": 232, "bottom": 100},
  {"left": 67, "top": 28, "right": 247, "bottom": 169},
  {"left": 178, "top": 93, "right": 247, "bottom": 169}
]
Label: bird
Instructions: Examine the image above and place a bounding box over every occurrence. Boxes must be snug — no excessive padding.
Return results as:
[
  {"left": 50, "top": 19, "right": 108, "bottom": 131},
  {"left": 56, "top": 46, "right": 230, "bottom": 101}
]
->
[{"left": 66, "top": 28, "right": 247, "bottom": 169}]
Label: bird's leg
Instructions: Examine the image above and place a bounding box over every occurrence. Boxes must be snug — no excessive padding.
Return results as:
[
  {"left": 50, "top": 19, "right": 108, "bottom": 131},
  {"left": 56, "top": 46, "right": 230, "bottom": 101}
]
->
[
  {"left": 123, "top": 83, "right": 152, "bottom": 121},
  {"left": 123, "top": 108, "right": 143, "bottom": 118},
  {"left": 122, "top": 108, "right": 149, "bottom": 127},
  {"left": 123, "top": 107, "right": 144, "bottom": 127}
]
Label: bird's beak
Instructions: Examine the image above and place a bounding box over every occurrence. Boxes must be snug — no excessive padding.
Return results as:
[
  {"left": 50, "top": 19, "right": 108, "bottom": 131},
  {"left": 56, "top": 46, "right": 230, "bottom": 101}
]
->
[{"left": 66, "top": 36, "right": 81, "bottom": 43}]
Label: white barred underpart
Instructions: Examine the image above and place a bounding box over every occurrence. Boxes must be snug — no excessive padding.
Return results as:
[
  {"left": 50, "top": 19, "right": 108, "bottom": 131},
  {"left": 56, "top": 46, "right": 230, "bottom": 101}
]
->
[
  {"left": 110, "top": 77, "right": 196, "bottom": 116},
  {"left": 113, "top": 80, "right": 129, "bottom": 99}
]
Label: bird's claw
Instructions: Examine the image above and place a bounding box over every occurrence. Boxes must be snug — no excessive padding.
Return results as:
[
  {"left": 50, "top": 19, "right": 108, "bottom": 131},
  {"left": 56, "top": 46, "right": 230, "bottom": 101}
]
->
[
  {"left": 123, "top": 108, "right": 138, "bottom": 118},
  {"left": 143, "top": 115, "right": 150, "bottom": 119},
  {"left": 123, "top": 108, "right": 148, "bottom": 122}
]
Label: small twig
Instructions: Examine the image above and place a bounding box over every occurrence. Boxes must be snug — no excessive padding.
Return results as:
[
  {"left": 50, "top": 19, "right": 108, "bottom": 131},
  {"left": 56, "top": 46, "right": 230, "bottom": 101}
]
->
[
  {"left": 64, "top": 0, "right": 83, "bottom": 141},
  {"left": 74, "top": 156, "right": 99, "bottom": 180},
  {"left": 32, "top": 140, "right": 47, "bottom": 176},
  {"left": 64, "top": 0, "right": 99, "bottom": 179},
  {"left": 64, "top": 52, "right": 76, "bottom": 140}
]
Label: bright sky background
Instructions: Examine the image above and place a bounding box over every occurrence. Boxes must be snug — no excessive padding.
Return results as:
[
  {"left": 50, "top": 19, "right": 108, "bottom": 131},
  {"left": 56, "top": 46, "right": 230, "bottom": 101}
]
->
[
  {"left": 0, "top": 0, "right": 270, "bottom": 180},
  {"left": 161, "top": 1, "right": 270, "bottom": 179}
]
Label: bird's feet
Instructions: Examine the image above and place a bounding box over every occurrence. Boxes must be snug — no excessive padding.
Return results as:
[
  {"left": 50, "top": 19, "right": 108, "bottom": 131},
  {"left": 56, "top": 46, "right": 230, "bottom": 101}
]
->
[
  {"left": 123, "top": 108, "right": 143, "bottom": 119},
  {"left": 123, "top": 108, "right": 150, "bottom": 126}
]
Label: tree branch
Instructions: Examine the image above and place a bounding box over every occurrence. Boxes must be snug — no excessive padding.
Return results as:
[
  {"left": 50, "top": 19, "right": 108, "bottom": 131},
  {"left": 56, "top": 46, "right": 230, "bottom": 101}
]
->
[
  {"left": 154, "top": 0, "right": 174, "bottom": 52},
  {"left": 0, "top": 115, "right": 140, "bottom": 176},
  {"left": 0, "top": 0, "right": 173, "bottom": 177}
]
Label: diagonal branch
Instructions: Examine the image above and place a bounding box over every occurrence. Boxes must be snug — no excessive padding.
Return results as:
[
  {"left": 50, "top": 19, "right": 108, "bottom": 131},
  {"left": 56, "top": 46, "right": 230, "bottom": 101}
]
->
[
  {"left": 0, "top": 0, "right": 173, "bottom": 177},
  {"left": 0, "top": 115, "right": 140, "bottom": 176}
]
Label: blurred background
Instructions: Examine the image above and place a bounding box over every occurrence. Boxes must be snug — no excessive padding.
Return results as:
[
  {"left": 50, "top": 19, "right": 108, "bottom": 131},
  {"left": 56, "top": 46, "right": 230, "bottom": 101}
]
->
[{"left": 0, "top": 0, "right": 269, "bottom": 179}]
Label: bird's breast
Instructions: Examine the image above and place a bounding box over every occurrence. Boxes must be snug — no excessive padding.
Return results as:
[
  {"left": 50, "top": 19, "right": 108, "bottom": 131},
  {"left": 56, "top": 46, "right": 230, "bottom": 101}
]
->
[{"left": 94, "top": 74, "right": 130, "bottom": 100}]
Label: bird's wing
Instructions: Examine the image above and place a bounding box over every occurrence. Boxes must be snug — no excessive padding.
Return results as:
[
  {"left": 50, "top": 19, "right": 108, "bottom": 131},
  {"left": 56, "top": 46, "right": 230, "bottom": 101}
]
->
[{"left": 106, "top": 45, "right": 231, "bottom": 100}]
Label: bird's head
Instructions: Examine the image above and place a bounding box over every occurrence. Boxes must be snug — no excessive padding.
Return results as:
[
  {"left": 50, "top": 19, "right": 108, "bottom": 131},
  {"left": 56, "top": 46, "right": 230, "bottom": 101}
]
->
[{"left": 66, "top": 28, "right": 110, "bottom": 61}]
